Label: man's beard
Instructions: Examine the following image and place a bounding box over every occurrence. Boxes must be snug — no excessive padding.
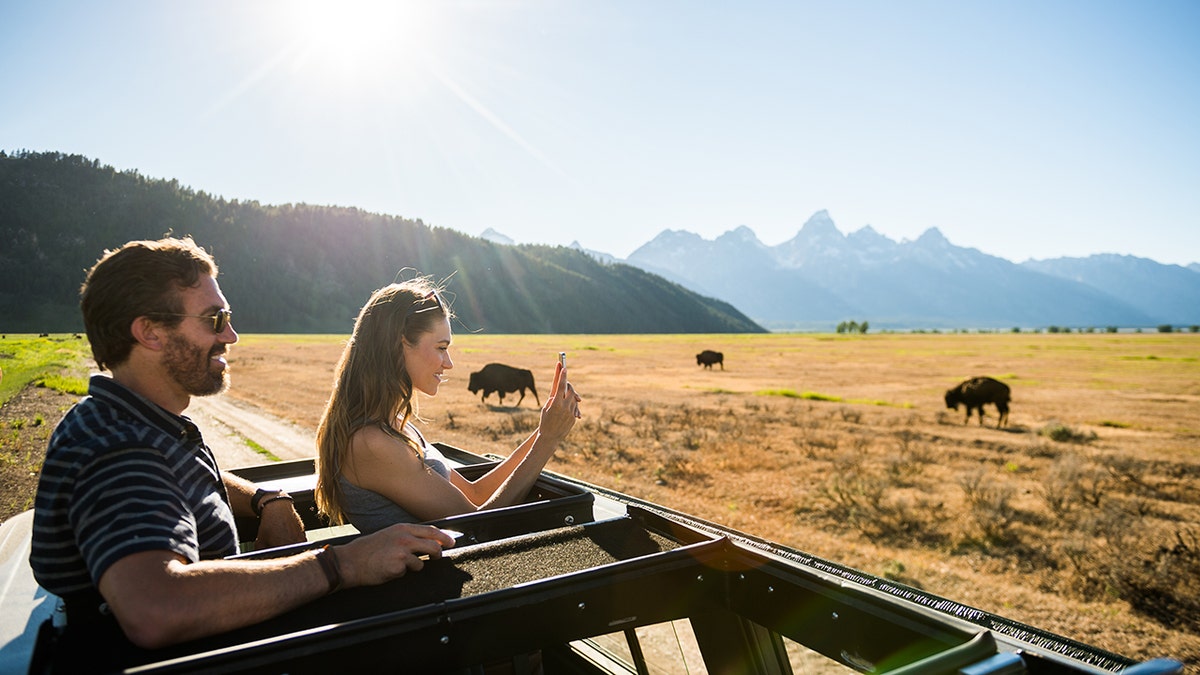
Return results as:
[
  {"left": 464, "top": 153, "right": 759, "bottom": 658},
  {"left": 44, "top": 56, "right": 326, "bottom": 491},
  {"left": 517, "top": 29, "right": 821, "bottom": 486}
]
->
[{"left": 163, "top": 332, "right": 230, "bottom": 397}]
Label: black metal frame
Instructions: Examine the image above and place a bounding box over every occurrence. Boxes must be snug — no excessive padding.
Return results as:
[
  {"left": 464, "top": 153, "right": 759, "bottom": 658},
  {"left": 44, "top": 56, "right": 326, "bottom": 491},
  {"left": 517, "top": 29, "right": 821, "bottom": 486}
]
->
[{"left": 45, "top": 506, "right": 1131, "bottom": 674}]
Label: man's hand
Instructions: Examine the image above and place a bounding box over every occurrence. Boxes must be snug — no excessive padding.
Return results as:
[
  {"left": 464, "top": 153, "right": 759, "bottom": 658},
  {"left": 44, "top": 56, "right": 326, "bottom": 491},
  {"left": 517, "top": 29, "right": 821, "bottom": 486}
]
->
[
  {"left": 222, "top": 473, "right": 307, "bottom": 549},
  {"left": 336, "top": 523, "right": 455, "bottom": 588},
  {"left": 255, "top": 499, "right": 306, "bottom": 549}
]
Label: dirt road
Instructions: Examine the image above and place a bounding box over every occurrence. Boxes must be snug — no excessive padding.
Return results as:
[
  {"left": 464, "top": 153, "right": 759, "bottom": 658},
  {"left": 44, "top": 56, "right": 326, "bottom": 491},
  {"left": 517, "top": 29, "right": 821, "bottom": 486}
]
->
[{"left": 186, "top": 394, "right": 316, "bottom": 469}]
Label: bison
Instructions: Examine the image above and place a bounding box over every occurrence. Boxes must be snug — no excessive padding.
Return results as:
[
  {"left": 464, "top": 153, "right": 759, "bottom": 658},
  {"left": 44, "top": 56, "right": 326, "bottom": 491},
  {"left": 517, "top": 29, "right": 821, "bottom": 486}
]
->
[
  {"left": 468, "top": 363, "right": 539, "bottom": 407},
  {"left": 696, "top": 350, "right": 724, "bottom": 370},
  {"left": 945, "top": 376, "right": 1011, "bottom": 428}
]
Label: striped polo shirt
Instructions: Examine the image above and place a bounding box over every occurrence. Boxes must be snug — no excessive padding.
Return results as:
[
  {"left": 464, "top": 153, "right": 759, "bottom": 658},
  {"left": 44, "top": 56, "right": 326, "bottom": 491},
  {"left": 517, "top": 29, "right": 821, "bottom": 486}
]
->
[{"left": 30, "top": 375, "right": 238, "bottom": 597}]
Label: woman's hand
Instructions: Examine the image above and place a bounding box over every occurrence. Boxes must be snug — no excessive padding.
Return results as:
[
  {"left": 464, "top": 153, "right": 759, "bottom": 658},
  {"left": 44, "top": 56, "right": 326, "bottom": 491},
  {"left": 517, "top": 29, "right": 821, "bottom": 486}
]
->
[{"left": 538, "top": 360, "right": 581, "bottom": 443}]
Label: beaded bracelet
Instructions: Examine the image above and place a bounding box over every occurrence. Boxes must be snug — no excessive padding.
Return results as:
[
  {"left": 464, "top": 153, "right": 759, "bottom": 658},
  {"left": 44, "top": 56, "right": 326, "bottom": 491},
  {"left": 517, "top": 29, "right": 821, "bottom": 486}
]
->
[
  {"left": 250, "top": 488, "right": 291, "bottom": 517},
  {"left": 314, "top": 545, "right": 343, "bottom": 593},
  {"left": 258, "top": 494, "right": 294, "bottom": 514}
]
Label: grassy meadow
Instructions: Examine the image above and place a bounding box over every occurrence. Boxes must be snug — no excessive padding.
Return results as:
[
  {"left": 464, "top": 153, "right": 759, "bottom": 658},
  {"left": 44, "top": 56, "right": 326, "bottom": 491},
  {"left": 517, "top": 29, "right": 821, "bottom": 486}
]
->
[
  {"left": 0, "top": 335, "right": 92, "bottom": 518},
  {"left": 225, "top": 331, "right": 1200, "bottom": 666},
  {"left": 0, "top": 334, "right": 91, "bottom": 405}
]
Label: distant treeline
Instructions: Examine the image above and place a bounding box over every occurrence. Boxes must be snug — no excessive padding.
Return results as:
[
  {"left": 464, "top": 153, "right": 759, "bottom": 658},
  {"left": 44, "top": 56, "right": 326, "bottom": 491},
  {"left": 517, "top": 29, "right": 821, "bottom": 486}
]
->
[{"left": 0, "top": 151, "right": 764, "bottom": 334}]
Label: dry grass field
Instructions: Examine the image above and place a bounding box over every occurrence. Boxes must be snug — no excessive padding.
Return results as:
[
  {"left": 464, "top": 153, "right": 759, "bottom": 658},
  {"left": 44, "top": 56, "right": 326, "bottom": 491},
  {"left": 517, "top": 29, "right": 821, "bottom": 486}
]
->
[
  {"left": 3, "top": 332, "right": 1196, "bottom": 669},
  {"left": 221, "top": 331, "right": 1200, "bottom": 669}
]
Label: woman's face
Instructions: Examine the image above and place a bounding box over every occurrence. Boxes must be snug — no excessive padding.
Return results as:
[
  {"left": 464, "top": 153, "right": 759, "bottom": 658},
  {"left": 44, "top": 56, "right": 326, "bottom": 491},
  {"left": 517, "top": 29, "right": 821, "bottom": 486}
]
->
[{"left": 403, "top": 316, "right": 453, "bottom": 397}]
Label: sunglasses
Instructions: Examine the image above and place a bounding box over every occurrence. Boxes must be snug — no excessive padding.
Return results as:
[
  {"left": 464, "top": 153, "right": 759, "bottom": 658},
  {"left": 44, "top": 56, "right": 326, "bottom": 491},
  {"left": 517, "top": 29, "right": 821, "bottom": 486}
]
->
[
  {"left": 405, "top": 290, "right": 444, "bottom": 318},
  {"left": 152, "top": 308, "right": 233, "bottom": 334}
]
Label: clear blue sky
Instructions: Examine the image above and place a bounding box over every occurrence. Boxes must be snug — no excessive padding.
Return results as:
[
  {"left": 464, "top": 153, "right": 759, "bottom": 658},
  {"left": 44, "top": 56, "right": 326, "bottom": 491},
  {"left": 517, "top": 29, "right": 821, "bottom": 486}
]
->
[{"left": 3, "top": 1, "right": 1198, "bottom": 265}]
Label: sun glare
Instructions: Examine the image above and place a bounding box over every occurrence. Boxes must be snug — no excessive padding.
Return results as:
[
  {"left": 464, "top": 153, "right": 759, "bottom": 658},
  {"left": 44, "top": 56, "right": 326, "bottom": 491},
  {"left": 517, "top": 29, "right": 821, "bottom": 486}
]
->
[{"left": 277, "top": 0, "right": 440, "bottom": 87}]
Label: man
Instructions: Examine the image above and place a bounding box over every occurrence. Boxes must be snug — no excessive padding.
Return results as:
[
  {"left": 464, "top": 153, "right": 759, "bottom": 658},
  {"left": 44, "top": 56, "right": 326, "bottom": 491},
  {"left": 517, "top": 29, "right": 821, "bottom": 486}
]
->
[{"left": 30, "top": 237, "right": 452, "bottom": 659}]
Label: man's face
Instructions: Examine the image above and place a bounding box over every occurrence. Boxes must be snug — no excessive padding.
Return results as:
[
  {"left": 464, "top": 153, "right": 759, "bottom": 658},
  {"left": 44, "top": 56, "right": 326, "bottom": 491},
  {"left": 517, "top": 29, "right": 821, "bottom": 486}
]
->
[{"left": 162, "top": 276, "right": 238, "bottom": 397}]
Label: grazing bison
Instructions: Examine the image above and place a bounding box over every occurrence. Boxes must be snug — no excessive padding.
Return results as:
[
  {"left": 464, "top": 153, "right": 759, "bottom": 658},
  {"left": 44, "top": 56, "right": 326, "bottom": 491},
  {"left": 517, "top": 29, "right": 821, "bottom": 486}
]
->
[
  {"left": 468, "top": 363, "right": 539, "bottom": 407},
  {"left": 696, "top": 350, "right": 724, "bottom": 370},
  {"left": 945, "top": 376, "right": 1011, "bottom": 428}
]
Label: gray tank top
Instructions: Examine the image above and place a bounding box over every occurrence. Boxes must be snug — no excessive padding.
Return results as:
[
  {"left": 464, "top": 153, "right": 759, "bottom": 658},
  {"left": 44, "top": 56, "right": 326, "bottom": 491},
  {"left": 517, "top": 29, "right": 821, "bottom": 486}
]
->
[{"left": 338, "top": 424, "right": 452, "bottom": 533}]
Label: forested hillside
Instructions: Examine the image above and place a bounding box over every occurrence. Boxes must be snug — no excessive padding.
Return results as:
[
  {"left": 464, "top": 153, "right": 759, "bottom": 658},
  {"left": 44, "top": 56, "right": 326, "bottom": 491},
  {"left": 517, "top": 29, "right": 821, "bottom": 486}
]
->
[{"left": 0, "top": 151, "right": 763, "bottom": 334}]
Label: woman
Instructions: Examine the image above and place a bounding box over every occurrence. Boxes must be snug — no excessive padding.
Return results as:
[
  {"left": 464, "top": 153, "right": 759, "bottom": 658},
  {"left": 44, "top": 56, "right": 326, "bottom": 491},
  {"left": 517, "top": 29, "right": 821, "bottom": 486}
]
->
[{"left": 314, "top": 279, "right": 580, "bottom": 533}]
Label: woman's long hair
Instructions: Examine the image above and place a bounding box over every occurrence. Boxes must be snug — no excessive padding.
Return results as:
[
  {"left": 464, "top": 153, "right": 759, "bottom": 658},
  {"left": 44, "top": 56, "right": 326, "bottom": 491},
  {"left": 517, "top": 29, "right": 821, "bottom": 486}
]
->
[{"left": 314, "top": 278, "right": 451, "bottom": 525}]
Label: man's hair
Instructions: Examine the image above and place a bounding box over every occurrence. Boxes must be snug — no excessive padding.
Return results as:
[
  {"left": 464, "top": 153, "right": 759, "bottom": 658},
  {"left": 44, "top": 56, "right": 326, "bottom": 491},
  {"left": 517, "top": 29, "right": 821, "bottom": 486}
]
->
[{"left": 80, "top": 236, "right": 218, "bottom": 370}]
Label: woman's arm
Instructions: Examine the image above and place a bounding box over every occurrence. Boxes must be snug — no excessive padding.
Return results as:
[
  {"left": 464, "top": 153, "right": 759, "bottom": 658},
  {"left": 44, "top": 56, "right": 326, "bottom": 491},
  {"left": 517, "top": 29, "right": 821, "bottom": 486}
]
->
[
  {"left": 446, "top": 431, "right": 537, "bottom": 505},
  {"left": 349, "top": 362, "right": 580, "bottom": 521},
  {"left": 449, "top": 360, "right": 581, "bottom": 507}
]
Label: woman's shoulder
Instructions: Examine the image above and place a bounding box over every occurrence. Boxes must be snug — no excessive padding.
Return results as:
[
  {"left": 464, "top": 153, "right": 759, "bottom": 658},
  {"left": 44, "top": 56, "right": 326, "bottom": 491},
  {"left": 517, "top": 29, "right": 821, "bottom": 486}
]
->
[
  {"left": 348, "top": 423, "right": 389, "bottom": 447},
  {"left": 348, "top": 424, "right": 418, "bottom": 462}
]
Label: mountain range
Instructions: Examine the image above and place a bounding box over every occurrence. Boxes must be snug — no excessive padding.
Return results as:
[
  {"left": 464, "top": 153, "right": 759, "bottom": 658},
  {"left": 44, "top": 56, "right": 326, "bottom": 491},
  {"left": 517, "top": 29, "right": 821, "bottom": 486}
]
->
[{"left": 558, "top": 210, "right": 1198, "bottom": 330}]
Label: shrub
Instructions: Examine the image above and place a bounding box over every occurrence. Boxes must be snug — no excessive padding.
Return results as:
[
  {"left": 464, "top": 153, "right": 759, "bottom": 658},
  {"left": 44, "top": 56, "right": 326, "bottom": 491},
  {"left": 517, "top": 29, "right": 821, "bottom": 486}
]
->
[
  {"left": 819, "top": 474, "right": 885, "bottom": 525},
  {"left": 1038, "top": 422, "right": 1096, "bottom": 444},
  {"left": 838, "top": 407, "right": 862, "bottom": 423},
  {"left": 655, "top": 449, "right": 706, "bottom": 483},
  {"left": 959, "top": 469, "right": 1017, "bottom": 542},
  {"left": 1110, "top": 529, "right": 1200, "bottom": 633},
  {"left": 1040, "top": 455, "right": 1109, "bottom": 515}
]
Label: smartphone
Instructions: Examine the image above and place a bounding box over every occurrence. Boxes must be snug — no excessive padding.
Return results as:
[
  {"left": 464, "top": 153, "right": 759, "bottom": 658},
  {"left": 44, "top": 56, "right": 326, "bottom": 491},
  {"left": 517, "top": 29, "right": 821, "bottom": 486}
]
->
[{"left": 558, "top": 352, "right": 567, "bottom": 367}]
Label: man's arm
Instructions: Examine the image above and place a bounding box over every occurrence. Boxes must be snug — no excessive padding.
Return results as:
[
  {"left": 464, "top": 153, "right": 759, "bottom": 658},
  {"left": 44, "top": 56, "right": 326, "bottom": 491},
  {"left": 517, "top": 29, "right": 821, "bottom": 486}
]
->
[
  {"left": 98, "top": 523, "right": 454, "bottom": 649},
  {"left": 222, "top": 470, "right": 306, "bottom": 549}
]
